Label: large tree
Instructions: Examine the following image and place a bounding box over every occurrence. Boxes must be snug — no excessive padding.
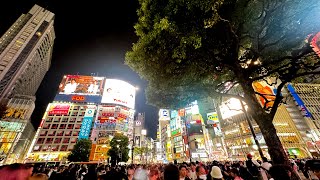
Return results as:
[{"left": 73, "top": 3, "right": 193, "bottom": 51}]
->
[
  {"left": 126, "top": 0, "right": 320, "bottom": 165},
  {"left": 107, "top": 134, "right": 130, "bottom": 165},
  {"left": 68, "top": 139, "right": 92, "bottom": 162}
]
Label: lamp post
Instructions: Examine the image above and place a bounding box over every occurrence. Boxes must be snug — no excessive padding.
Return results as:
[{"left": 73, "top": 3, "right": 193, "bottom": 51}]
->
[
  {"left": 187, "top": 138, "right": 197, "bottom": 163},
  {"left": 131, "top": 119, "right": 135, "bottom": 164},
  {"left": 224, "top": 98, "right": 264, "bottom": 159},
  {"left": 239, "top": 99, "right": 264, "bottom": 159}
]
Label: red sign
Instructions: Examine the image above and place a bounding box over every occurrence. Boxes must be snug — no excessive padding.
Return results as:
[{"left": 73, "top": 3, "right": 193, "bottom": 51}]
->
[
  {"left": 71, "top": 95, "right": 86, "bottom": 101},
  {"left": 39, "top": 119, "right": 45, "bottom": 128},
  {"left": 48, "top": 104, "right": 70, "bottom": 115}
]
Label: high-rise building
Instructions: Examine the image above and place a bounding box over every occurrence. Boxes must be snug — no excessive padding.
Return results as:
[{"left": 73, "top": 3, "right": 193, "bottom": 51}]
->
[
  {"left": 0, "top": 4, "right": 55, "bottom": 99},
  {"left": 286, "top": 83, "right": 320, "bottom": 156},
  {"left": 26, "top": 75, "right": 136, "bottom": 163},
  {"left": 0, "top": 5, "right": 55, "bottom": 165}
]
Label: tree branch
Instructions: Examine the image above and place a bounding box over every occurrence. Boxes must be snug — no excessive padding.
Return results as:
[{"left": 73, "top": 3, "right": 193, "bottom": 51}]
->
[
  {"left": 269, "top": 81, "right": 287, "bottom": 118},
  {"left": 294, "top": 70, "right": 320, "bottom": 79}
]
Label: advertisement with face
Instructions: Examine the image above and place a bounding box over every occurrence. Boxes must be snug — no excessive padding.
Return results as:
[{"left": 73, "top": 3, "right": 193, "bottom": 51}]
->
[
  {"left": 101, "top": 79, "right": 136, "bottom": 109},
  {"left": 58, "top": 75, "right": 104, "bottom": 95}
]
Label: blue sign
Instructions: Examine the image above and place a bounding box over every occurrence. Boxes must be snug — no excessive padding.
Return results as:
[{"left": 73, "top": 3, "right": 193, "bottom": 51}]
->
[
  {"left": 79, "top": 109, "right": 95, "bottom": 139},
  {"left": 287, "top": 84, "right": 312, "bottom": 117},
  {"left": 54, "top": 94, "right": 102, "bottom": 103}
]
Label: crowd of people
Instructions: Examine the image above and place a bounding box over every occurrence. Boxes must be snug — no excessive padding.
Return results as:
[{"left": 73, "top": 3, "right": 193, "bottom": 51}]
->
[{"left": 0, "top": 154, "right": 320, "bottom": 180}]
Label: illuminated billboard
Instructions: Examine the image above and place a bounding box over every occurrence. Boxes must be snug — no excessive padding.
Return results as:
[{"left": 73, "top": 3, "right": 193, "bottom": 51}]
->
[
  {"left": 159, "top": 109, "right": 170, "bottom": 121},
  {"left": 101, "top": 79, "right": 135, "bottom": 109},
  {"left": 207, "top": 112, "right": 222, "bottom": 136},
  {"left": 79, "top": 108, "right": 96, "bottom": 139},
  {"left": 58, "top": 75, "right": 104, "bottom": 95},
  {"left": 54, "top": 94, "right": 102, "bottom": 103},
  {"left": 48, "top": 104, "right": 70, "bottom": 115},
  {"left": 252, "top": 77, "right": 281, "bottom": 109}
]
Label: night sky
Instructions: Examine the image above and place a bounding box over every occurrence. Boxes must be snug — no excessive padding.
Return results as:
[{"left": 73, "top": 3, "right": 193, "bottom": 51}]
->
[{"left": 0, "top": 1, "right": 158, "bottom": 139}]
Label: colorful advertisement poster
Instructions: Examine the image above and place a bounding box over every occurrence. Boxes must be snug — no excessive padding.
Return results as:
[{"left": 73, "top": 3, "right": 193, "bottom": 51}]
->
[
  {"left": 206, "top": 111, "right": 223, "bottom": 136},
  {"left": 287, "top": 84, "right": 312, "bottom": 117},
  {"left": 79, "top": 108, "right": 95, "bottom": 139},
  {"left": 101, "top": 79, "right": 135, "bottom": 109},
  {"left": 58, "top": 75, "right": 104, "bottom": 95},
  {"left": 206, "top": 112, "right": 218, "bottom": 125},
  {"left": 48, "top": 104, "right": 70, "bottom": 115},
  {"left": 252, "top": 77, "right": 281, "bottom": 109}
]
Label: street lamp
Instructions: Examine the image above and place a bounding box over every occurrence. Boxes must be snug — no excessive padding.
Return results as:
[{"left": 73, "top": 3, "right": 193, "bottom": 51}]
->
[{"left": 225, "top": 98, "right": 264, "bottom": 159}]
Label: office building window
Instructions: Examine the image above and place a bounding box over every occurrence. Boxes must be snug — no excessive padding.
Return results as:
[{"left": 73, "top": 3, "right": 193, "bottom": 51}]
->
[{"left": 54, "top": 138, "right": 62, "bottom": 143}]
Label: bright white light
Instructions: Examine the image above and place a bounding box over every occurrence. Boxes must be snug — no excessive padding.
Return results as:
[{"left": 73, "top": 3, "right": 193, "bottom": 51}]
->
[
  {"left": 252, "top": 145, "right": 258, "bottom": 150},
  {"left": 141, "top": 129, "right": 147, "bottom": 135},
  {"left": 292, "top": 149, "right": 297, "bottom": 154},
  {"left": 101, "top": 79, "right": 136, "bottom": 109}
]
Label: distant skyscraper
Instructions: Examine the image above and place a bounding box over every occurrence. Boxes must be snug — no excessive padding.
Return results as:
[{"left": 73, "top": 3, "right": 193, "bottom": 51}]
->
[{"left": 0, "top": 4, "right": 55, "bottom": 99}]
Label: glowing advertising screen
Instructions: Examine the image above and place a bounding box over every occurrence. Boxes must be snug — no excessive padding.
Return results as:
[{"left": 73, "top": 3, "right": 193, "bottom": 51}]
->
[
  {"left": 48, "top": 104, "right": 70, "bottom": 115},
  {"left": 287, "top": 84, "right": 312, "bottom": 117},
  {"left": 96, "top": 106, "right": 130, "bottom": 123},
  {"left": 207, "top": 112, "right": 222, "bottom": 136},
  {"left": 252, "top": 77, "right": 281, "bottom": 109},
  {"left": 58, "top": 75, "right": 104, "bottom": 95},
  {"left": 101, "top": 79, "right": 135, "bottom": 109},
  {"left": 220, "top": 98, "right": 248, "bottom": 119},
  {"left": 0, "top": 121, "right": 24, "bottom": 132},
  {"left": 4, "top": 108, "right": 27, "bottom": 120},
  {"left": 159, "top": 109, "right": 170, "bottom": 121},
  {"left": 54, "top": 94, "right": 102, "bottom": 103},
  {"left": 79, "top": 108, "right": 95, "bottom": 139},
  {"left": 311, "top": 32, "right": 320, "bottom": 57}
]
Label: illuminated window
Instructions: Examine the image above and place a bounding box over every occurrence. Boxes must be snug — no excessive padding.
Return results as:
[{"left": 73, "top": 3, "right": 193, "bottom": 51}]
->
[
  {"left": 63, "top": 138, "right": 70, "bottom": 143},
  {"left": 60, "top": 145, "right": 68, "bottom": 151},
  {"left": 59, "top": 124, "right": 66, "bottom": 129},
  {"left": 54, "top": 138, "right": 62, "bottom": 143},
  {"left": 67, "top": 124, "right": 74, "bottom": 129}
]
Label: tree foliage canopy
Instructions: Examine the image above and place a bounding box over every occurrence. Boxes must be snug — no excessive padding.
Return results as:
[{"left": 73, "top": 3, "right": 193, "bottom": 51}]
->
[
  {"left": 126, "top": 0, "right": 320, "bottom": 164},
  {"left": 107, "top": 134, "right": 130, "bottom": 163},
  {"left": 126, "top": 0, "right": 320, "bottom": 109},
  {"left": 67, "top": 139, "right": 92, "bottom": 162}
]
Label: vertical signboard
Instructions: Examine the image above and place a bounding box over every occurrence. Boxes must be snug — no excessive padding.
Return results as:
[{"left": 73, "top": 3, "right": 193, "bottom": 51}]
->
[
  {"left": 159, "top": 109, "right": 170, "bottom": 121},
  {"left": 79, "top": 108, "right": 95, "bottom": 139},
  {"left": 207, "top": 112, "right": 222, "bottom": 136}
]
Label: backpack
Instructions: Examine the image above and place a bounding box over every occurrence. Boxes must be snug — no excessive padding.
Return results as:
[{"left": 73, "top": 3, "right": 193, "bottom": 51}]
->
[{"left": 246, "top": 159, "right": 260, "bottom": 176}]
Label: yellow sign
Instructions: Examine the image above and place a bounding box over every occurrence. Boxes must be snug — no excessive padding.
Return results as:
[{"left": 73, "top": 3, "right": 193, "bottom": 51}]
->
[{"left": 5, "top": 108, "right": 26, "bottom": 119}]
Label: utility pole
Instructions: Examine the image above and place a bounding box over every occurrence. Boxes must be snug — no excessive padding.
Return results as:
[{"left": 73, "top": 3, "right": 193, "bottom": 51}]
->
[
  {"left": 131, "top": 118, "right": 135, "bottom": 164},
  {"left": 184, "top": 117, "right": 192, "bottom": 162},
  {"left": 239, "top": 99, "right": 264, "bottom": 159}
]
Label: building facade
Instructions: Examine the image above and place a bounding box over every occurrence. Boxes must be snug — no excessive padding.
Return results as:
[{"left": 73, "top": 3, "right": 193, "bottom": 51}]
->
[
  {"left": 0, "top": 4, "right": 55, "bottom": 99},
  {"left": 0, "top": 95, "right": 37, "bottom": 164},
  {"left": 27, "top": 75, "right": 136, "bottom": 163}
]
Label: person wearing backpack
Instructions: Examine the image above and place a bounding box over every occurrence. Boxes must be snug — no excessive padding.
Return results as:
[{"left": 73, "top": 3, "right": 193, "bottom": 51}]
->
[{"left": 245, "top": 154, "right": 260, "bottom": 180}]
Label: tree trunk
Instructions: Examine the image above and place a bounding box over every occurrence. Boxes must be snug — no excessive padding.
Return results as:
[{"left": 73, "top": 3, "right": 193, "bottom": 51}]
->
[{"left": 254, "top": 114, "right": 289, "bottom": 164}]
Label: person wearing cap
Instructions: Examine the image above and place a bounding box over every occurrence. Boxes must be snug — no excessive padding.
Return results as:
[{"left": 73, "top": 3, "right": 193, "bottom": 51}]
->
[
  {"left": 245, "top": 153, "right": 261, "bottom": 180},
  {"left": 210, "top": 166, "right": 223, "bottom": 180}
]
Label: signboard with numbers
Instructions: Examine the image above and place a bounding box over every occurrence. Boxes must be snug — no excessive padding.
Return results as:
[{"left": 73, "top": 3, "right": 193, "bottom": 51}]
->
[{"left": 79, "top": 108, "right": 95, "bottom": 139}]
